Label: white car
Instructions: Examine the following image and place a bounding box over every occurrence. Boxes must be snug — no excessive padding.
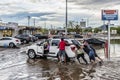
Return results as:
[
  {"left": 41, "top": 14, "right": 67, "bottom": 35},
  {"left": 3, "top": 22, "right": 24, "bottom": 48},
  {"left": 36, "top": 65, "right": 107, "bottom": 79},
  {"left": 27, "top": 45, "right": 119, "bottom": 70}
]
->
[
  {"left": 0, "top": 37, "right": 21, "bottom": 48},
  {"left": 27, "top": 38, "right": 81, "bottom": 61}
]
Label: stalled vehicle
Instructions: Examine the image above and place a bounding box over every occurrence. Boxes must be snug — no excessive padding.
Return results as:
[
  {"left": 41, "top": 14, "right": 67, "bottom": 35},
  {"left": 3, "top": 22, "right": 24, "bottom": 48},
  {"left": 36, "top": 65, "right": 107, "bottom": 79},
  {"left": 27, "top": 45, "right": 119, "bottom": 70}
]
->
[{"left": 26, "top": 38, "right": 81, "bottom": 61}]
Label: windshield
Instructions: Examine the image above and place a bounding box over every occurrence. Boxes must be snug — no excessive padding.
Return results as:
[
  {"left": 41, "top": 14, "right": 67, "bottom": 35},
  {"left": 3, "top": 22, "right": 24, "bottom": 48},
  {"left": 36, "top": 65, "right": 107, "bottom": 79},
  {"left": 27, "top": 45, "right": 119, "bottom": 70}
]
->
[{"left": 71, "top": 40, "right": 81, "bottom": 46}]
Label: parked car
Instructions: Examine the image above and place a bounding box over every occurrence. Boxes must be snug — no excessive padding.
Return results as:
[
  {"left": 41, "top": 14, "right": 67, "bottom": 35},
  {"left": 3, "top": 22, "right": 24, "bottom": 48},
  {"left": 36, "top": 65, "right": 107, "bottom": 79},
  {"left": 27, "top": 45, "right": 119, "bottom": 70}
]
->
[
  {"left": 15, "top": 34, "right": 33, "bottom": 44},
  {"left": 86, "top": 38, "right": 105, "bottom": 46},
  {"left": 26, "top": 38, "right": 81, "bottom": 61},
  {"left": 74, "top": 34, "right": 83, "bottom": 38},
  {"left": 29, "top": 35, "right": 38, "bottom": 42},
  {"left": 52, "top": 35, "right": 69, "bottom": 39},
  {"left": 52, "top": 35, "right": 62, "bottom": 39},
  {"left": 0, "top": 37, "right": 21, "bottom": 48},
  {"left": 34, "top": 34, "right": 48, "bottom": 39}
]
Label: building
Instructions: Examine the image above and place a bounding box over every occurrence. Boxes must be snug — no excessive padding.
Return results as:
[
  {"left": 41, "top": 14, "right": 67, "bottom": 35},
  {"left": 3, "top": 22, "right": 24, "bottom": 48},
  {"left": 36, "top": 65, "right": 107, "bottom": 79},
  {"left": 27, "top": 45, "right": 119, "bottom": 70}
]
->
[
  {"left": 80, "top": 19, "right": 87, "bottom": 28},
  {"left": 0, "top": 22, "right": 43, "bottom": 37},
  {"left": 0, "top": 22, "right": 18, "bottom": 37},
  {"left": 18, "top": 26, "right": 42, "bottom": 35}
]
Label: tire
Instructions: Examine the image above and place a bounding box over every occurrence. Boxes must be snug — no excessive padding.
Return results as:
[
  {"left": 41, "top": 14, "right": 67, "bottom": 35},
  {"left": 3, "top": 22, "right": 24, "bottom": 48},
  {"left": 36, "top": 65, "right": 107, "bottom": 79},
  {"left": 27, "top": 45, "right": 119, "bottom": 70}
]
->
[
  {"left": 23, "top": 40, "right": 27, "bottom": 44},
  {"left": 9, "top": 43, "right": 15, "bottom": 48},
  {"left": 28, "top": 50, "right": 36, "bottom": 59}
]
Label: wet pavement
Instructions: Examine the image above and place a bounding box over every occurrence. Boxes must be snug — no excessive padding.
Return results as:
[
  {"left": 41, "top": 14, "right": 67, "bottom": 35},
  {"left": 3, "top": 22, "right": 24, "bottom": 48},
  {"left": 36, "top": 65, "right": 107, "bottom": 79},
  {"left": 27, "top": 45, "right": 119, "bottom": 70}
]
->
[
  {"left": 93, "top": 58, "right": 120, "bottom": 80},
  {"left": 0, "top": 43, "right": 120, "bottom": 80},
  {"left": 0, "top": 46, "right": 98, "bottom": 80}
]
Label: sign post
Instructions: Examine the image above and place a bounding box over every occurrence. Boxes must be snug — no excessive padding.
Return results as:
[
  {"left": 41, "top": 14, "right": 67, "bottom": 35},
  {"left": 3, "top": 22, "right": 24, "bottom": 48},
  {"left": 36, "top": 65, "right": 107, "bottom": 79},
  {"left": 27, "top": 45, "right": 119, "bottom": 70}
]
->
[
  {"left": 102, "top": 10, "right": 118, "bottom": 60},
  {"left": 112, "top": 30, "right": 117, "bottom": 54},
  {"left": 108, "top": 20, "right": 110, "bottom": 60}
]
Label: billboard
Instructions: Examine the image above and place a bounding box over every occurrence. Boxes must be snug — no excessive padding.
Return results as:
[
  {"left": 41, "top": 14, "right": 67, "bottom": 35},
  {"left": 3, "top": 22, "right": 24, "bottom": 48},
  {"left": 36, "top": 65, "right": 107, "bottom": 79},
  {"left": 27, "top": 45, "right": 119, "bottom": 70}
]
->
[
  {"left": 80, "top": 21, "right": 86, "bottom": 27},
  {"left": 102, "top": 10, "right": 118, "bottom": 20}
]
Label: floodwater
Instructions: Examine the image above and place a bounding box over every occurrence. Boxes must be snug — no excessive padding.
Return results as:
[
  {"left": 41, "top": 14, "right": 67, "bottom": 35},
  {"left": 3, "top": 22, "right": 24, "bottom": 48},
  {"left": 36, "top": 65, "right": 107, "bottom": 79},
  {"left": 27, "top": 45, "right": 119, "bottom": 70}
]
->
[
  {"left": 96, "top": 39, "right": 120, "bottom": 58},
  {"left": 0, "top": 48, "right": 96, "bottom": 80},
  {"left": 0, "top": 40, "right": 120, "bottom": 80},
  {"left": 93, "top": 39, "right": 120, "bottom": 80}
]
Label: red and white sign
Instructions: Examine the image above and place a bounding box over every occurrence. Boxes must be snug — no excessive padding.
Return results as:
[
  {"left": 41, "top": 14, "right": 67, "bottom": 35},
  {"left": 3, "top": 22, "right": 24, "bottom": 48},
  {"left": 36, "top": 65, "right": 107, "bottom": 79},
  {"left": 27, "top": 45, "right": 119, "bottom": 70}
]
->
[{"left": 102, "top": 10, "right": 118, "bottom": 20}]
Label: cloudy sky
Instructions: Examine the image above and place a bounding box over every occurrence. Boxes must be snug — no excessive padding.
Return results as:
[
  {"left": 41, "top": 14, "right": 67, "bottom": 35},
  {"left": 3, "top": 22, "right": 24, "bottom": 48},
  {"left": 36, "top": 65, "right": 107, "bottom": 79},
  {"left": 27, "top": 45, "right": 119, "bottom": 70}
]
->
[{"left": 0, "top": 0, "right": 120, "bottom": 28}]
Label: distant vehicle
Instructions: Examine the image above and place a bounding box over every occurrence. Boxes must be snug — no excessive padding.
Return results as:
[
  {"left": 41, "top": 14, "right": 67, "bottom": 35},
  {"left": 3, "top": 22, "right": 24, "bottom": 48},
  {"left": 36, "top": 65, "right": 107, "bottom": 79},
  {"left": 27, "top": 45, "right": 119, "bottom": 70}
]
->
[
  {"left": 26, "top": 38, "right": 81, "bottom": 61},
  {"left": 15, "top": 34, "right": 33, "bottom": 44},
  {"left": 52, "top": 35, "right": 69, "bottom": 39},
  {"left": 52, "top": 35, "right": 62, "bottom": 39},
  {"left": 74, "top": 34, "right": 83, "bottom": 38},
  {"left": 34, "top": 34, "right": 48, "bottom": 39},
  {"left": 0, "top": 37, "right": 21, "bottom": 48},
  {"left": 29, "top": 35, "right": 38, "bottom": 42},
  {"left": 86, "top": 38, "right": 105, "bottom": 46}
]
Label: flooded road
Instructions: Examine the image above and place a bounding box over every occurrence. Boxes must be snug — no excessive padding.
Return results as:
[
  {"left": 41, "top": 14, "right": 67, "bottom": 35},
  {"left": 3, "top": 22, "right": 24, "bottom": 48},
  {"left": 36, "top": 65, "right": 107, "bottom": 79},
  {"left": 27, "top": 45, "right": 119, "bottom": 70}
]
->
[
  {"left": 0, "top": 42, "right": 120, "bottom": 80},
  {"left": 96, "top": 44, "right": 120, "bottom": 59},
  {"left": 0, "top": 47, "right": 97, "bottom": 80},
  {"left": 93, "top": 58, "right": 120, "bottom": 80}
]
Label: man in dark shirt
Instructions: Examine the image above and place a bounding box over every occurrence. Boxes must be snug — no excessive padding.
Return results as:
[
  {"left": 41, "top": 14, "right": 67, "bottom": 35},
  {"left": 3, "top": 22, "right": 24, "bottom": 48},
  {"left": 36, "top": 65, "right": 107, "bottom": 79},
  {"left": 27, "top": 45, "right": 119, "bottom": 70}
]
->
[{"left": 83, "top": 40, "right": 103, "bottom": 65}]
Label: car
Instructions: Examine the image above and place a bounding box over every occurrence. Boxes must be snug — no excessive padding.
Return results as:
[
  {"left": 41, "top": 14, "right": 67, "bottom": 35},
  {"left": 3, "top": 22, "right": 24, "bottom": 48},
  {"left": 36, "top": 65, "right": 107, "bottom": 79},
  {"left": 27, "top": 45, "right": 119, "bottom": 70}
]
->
[
  {"left": 26, "top": 38, "right": 81, "bottom": 61},
  {"left": 74, "top": 34, "right": 83, "bottom": 38},
  {"left": 29, "top": 35, "right": 38, "bottom": 42},
  {"left": 15, "top": 34, "right": 33, "bottom": 44},
  {"left": 52, "top": 35, "right": 69, "bottom": 39},
  {"left": 0, "top": 37, "right": 21, "bottom": 48},
  {"left": 86, "top": 38, "right": 105, "bottom": 46},
  {"left": 34, "top": 34, "right": 48, "bottom": 39},
  {"left": 52, "top": 35, "right": 62, "bottom": 39}
]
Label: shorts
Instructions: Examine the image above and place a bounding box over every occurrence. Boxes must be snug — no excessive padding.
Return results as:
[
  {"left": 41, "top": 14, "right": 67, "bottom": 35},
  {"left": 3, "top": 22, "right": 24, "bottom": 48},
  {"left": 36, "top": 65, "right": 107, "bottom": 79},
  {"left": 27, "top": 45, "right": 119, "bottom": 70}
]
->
[
  {"left": 89, "top": 50, "right": 95, "bottom": 61},
  {"left": 58, "top": 50, "right": 66, "bottom": 57},
  {"left": 89, "top": 55, "right": 95, "bottom": 61}
]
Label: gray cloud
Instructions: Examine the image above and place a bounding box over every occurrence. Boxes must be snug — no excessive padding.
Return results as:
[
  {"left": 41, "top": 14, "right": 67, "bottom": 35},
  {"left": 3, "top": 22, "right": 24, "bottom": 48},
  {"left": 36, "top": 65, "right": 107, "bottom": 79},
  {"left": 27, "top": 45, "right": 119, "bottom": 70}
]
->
[
  {"left": 68, "top": 0, "right": 120, "bottom": 10},
  {"left": 0, "top": 0, "right": 120, "bottom": 27},
  {"left": 0, "top": 12, "right": 57, "bottom": 25}
]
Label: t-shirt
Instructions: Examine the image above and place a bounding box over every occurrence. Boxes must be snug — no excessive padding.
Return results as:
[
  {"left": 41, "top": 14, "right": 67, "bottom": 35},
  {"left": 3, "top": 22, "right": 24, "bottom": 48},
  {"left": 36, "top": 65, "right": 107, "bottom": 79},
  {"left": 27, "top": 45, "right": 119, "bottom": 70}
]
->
[
  {"left": 83, "top": 45, "right": 97, "bottom": 56},
  {"left": 76, "top": 49, "right": 84, "bottom": 54},
  {"left": 59, "top": 41, "right": 66, "bottom": 50},
  {"left": 83, "top": 45, "right": 90, "bottom": 55}
]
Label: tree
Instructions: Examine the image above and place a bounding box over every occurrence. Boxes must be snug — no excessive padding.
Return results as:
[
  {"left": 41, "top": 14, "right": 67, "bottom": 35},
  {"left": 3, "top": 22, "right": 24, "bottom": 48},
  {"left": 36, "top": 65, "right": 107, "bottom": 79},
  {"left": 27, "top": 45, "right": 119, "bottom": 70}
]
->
[
  {"left": 116, "top": 26, "right": 120, "bottom": 35},
  {"left": 83, "top": 28, "right": 92, "bottom": 32},
  {"left": 94, "top": 28, "right": 102, "bottom": 33},
  {"left": 74, "top": 25, "right": 82, "bottom": 34},
  {"left": 68, "top": 28, "right": 75, "bottom": 32}
]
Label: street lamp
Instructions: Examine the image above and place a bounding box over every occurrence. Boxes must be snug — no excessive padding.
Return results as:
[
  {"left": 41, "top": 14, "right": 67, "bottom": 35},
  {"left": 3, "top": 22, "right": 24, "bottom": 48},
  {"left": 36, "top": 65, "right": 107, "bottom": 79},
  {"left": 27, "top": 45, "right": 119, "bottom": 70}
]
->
[
  {"left": 31, "top": 17, "right": 41, "bottom": 27},
  {"left": 65, "top": 0, "right": 68, "bottom": 36},
  {"left": 27, "top": 16, "right": 30, "bottom": 27}
]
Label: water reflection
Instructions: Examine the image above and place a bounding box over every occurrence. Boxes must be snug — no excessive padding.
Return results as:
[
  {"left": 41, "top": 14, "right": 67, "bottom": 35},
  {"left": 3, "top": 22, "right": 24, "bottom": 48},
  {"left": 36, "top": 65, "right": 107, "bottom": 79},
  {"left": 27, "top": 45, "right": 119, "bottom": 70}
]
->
[
  {"left": 111, "top": 39, "right": 120, "bottom": 44},
  {"left": 86, "top": 39, "right": 120, "bottom": 59},
  {"left": 96, "top": 43, "right": 120, "bottom": 59}
]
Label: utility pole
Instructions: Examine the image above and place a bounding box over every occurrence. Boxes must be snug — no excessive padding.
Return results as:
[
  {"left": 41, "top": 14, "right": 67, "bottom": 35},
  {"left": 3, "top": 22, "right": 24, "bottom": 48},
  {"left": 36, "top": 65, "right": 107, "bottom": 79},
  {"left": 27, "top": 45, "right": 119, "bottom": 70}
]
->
[
  {"left": 65, "top": 0, "right": 68, "bottom": 36},
  {"left": 33, "top": 18, "right": 35, "bottom": 27},
  {"left": 28, "top": 16, "right": 30, "bottom": 26},
  {"left": 108, "top": 20, "right": 111, "bottom": 60}
]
